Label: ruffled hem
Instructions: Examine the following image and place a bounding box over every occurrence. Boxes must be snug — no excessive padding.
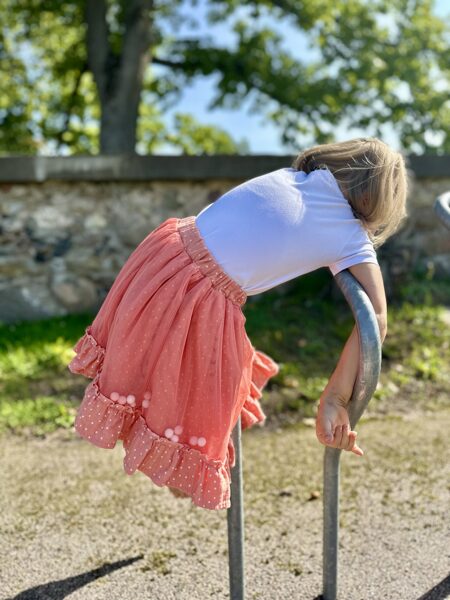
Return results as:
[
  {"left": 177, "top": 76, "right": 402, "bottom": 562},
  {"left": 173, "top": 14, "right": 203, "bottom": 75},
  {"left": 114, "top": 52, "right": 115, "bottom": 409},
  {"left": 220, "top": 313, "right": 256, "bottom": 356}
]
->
[
  {"left": 74, "top": 376, "right": 232, "bottom": 510},
  {"left": 227, "top": 348, "right": 279, "bottom": 470},
  {"left": 68, "top": 328, "right": 279, "bottom": 433},
  {"left": 69, "top": 328, "right": 279, "bottom": 509},
  {"left": 240, "top": 349, "right": 279, "bottom": 430},
  {"left": 68, "top": 326, "right": 105, "bottom": 379}
]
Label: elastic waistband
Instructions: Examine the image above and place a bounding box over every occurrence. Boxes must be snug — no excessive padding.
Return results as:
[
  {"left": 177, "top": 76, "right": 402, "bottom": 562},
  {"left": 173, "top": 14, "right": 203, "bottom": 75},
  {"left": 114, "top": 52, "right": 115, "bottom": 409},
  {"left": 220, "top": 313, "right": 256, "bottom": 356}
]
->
[{"left": 176, "top": 216, "right": 247, "bottom": 307}]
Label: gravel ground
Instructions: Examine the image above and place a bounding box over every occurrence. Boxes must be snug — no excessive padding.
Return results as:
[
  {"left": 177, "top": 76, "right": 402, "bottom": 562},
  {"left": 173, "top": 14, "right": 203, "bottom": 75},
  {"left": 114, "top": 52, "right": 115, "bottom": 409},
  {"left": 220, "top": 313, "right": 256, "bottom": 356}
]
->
[{"left": 1, "top": 408, "right": 449, "bottom": 600}]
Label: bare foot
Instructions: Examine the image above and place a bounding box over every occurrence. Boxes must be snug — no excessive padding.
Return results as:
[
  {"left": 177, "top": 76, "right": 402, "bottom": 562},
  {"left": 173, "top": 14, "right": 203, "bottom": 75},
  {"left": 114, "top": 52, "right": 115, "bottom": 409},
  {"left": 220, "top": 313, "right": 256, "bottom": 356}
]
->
[{"left": 168, "top": 486, "right": 190, "bottom": 499}]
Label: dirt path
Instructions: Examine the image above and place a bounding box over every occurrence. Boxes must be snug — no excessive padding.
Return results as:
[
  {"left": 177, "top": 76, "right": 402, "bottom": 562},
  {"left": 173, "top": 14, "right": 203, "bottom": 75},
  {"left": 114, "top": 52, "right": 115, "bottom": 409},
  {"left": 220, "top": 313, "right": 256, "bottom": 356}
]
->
[{"left": 1, "top": 409, "right": 449, "bottom": 600}]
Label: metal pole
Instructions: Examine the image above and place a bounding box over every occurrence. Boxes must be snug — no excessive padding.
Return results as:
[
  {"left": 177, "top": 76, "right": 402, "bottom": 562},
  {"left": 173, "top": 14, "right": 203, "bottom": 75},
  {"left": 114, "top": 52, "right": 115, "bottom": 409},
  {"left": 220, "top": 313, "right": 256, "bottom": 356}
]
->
[
  {"left": 434, "top": 191, "right": 450, "bottom": 229},
  {"left": 323, "top": 447, "right": 341, "bottom": 600},
  {"left": 323, "top": 268, "right": 382, "bottom": 600},
  {"left": 227, "top": 414, "right": 245, "bottom": 600},
  {"left": 224, "top": 190, "right": 450, "bottom": 600}
]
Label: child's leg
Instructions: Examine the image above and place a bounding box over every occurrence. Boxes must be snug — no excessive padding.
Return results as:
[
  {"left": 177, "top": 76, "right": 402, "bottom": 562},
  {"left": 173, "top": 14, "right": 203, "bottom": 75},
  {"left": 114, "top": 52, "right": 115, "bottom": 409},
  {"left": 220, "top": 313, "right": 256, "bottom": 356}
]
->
[{"left": 168, "top": 486, "right": 190, "bottom": 498}]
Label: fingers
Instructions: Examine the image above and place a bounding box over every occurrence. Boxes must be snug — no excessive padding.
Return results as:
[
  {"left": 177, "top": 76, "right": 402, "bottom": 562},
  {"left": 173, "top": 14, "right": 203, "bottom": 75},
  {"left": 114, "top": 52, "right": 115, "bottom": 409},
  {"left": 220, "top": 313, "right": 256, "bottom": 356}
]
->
[
  {"left": 344, "top": 426, "right": 354, "bottom": 450},
  {"left": 351, "top": 443, "right": 364, "bottom": 456},
  {"left": 330, "top": 424, "right": 347, "bottom": 448},
  {"left": 348, "top": 431, "right": 364, "bottom": 456},
  {"left": 335, "top": 424, "right": 345, "bottom": 447},
  {"left": 328, "top": 425, "right": 364, "bottom": 456}
]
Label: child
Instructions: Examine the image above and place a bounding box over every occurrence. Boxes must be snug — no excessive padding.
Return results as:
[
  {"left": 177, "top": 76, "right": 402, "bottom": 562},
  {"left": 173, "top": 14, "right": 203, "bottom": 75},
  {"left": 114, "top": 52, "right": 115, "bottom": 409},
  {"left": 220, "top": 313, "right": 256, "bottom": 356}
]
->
[{"left": 68, "top": 137, "right": 409, "bottom": 510}]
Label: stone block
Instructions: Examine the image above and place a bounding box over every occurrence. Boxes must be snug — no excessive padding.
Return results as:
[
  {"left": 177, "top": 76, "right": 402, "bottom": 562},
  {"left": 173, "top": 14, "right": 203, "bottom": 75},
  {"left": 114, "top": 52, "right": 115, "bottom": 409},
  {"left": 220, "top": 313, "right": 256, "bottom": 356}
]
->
[
  {"left": 0, "top": 280, "right": 67, "bottom": 324},
  {"left": 50, "top": 274, "right": 98, "bottom": 311}
]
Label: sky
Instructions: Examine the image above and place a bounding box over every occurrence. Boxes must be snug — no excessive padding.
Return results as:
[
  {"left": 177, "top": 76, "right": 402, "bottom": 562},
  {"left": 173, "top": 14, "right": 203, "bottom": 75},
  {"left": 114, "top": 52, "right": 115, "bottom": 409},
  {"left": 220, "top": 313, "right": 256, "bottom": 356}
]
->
[{"left": 150, "top": 0, "right": 449, "bottom": 155}]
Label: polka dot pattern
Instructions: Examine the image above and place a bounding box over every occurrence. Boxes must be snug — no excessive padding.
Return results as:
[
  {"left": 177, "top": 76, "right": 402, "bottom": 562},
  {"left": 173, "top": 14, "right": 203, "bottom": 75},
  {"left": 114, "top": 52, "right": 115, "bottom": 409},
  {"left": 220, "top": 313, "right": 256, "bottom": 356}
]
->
[
  {"left": 68, "top": 215, "right": 280, "bottom": 510},
  {"left": 68, "top": 328, "right": 105, "bottom": 378}
]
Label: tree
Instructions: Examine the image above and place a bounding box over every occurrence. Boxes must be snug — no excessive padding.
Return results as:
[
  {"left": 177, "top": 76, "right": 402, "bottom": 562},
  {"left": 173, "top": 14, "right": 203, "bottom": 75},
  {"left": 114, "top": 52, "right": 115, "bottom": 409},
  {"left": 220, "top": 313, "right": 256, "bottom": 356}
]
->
[{"left": 0, "top": 0, "right": 448, "bottom": 155}]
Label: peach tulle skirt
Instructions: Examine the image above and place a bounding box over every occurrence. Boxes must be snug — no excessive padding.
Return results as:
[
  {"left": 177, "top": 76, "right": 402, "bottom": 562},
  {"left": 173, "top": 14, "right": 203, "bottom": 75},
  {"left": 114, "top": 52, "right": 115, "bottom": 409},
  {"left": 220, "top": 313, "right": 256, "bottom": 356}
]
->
[{"left": 68, "top": 216, "right": 279, "bottom": 510}]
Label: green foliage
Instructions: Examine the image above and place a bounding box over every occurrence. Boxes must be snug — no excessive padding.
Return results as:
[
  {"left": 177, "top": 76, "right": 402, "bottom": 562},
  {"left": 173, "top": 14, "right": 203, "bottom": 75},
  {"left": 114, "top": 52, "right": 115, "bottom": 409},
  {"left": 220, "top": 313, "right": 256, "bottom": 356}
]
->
[
  {"left": 397, "top": 274, "right": 450, "bottom": 306},
  {"left": 0, "top": 312, "right": 92, "bottom": 351},
  {"left": 1, "top": 0, "right": 448, "bottom": 154},
  {"left": 0, "top": 338, "right": 73, "bottom": 379},
  {"left": 0, "top": 312, "right": 92, "bottom": 434},
  {"left": 167, "top": 113, "right": 249, "bottom": 154},
  {"left": 138, "top": 110, "right": 249, "bottom": 154},
  {"left": 0, "top": 273, "right": 449, "bottom": 433},
  {"left": 0, "top": 396, "right": 75, "bottom": 433},
  {"left": 244, "top": 270, "right": 450, "bottom": 415},
  {"left": 382, "top": 301, "right": 450, "bottom": 383}
]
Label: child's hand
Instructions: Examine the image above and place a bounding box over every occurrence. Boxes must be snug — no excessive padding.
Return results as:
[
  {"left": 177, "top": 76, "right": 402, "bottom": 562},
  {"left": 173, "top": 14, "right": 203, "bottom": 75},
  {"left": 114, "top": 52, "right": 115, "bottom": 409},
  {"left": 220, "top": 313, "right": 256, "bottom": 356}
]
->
[{"left": 316, "top": 395, "right": 364, "bottom": 456}]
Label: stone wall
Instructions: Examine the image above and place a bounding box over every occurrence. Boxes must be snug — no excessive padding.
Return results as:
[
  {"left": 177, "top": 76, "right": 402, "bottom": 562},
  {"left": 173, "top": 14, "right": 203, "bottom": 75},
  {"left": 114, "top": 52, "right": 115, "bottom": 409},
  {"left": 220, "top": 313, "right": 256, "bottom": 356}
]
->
[
  {"left": 380, "top": 177, "right": 450, "bottom": 282},
  {"left": 0, "top": 155, "right": 449, "bottom": 324}
]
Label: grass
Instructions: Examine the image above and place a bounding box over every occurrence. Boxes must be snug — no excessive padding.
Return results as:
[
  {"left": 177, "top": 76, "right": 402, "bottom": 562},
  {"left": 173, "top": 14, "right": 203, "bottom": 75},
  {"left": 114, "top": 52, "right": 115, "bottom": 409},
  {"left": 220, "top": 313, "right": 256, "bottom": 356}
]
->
[
  {"left": 0, "top": 313, "right": 92, "bottom": 435},
  {"left": 244, "top": 269, "right": 450, "bottom": 417},
  {"left": 0, "top": 269, "right": 449, "bottom": 435}
]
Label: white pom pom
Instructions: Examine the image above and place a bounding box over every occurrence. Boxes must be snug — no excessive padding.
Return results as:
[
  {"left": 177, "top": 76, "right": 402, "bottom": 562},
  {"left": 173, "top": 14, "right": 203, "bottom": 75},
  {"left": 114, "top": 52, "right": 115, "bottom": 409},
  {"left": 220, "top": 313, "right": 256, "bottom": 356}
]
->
[
  {"left": 189, "top": 436, "right": 198, "bottom": 446},
  {"left": 197, "top": 437, "right": 206, "bottom": 447},
  {"left": 165, "top": 428, "right": 174, "bottom": 439},
  {"left": 171, "top": 434, "right": 179, "bottom": 443},
  {"left": 110, "top": 392, "right": 120, "bottom": 401},
  {"left": 174, "top": 425, "right": 183, "bottom": 435}
]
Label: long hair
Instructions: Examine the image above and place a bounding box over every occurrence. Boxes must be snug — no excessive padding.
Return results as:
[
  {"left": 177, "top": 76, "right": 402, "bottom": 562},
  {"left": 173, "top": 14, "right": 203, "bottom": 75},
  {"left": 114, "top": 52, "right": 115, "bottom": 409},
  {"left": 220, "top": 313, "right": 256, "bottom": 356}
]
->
[{"left": 292, "top": 137, "right": 412, "bottom": 248}]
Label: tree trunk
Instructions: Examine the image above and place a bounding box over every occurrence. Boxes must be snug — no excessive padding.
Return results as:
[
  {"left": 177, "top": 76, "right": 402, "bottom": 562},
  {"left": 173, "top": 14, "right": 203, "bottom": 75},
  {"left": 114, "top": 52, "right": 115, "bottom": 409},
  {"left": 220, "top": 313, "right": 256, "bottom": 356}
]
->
[
  {"left": 99, "top": 96, "right": 140, "bottom": 155},
  {"left": 85, "top": 0, "right": 153, "bottom": 155}
]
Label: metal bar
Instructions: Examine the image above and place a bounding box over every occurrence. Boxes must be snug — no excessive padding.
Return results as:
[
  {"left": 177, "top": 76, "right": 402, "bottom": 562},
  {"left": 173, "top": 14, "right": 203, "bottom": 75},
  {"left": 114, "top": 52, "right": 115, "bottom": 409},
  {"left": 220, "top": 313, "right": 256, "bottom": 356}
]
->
[
  {"left": 322, "top": 269, "right": 382, "bottom": 600},
  {"left": 323, "top": 447, "right": 341, "bottom": 599},
  {"left": 227, "top": 414, "right": 245, "bottom": 600},
  {"left": 322, "top": 188, "right": 449, "bottom": 598},
  {"left": 434, "top": 191, "right": 450, "bottom": 229}
]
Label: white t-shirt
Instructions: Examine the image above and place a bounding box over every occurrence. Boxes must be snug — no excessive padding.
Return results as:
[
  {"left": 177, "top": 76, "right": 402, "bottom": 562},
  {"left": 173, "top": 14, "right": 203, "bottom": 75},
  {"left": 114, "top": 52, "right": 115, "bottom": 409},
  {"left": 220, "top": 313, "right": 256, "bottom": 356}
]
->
[{"left": 195, "top": 167, "right": 379, "bottom": 296}]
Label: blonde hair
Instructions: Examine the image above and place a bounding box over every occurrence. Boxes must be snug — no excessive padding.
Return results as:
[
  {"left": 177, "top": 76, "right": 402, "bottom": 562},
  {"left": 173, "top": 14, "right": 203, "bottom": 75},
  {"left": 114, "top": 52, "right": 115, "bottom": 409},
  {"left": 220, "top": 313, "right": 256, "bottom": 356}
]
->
[{"left": 291, "top": 137, "right": 411, "bottom": 248}]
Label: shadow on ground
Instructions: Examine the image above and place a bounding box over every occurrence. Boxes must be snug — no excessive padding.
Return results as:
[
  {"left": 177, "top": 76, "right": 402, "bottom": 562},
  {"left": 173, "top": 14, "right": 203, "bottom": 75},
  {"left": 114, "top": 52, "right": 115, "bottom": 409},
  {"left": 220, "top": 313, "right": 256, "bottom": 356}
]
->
[
  {"left": 416, "top": 574, "right": 450, "bottom": 600},
  {"left": 2, "top": 410, "right": 450, "bottom": 599},
  {"left": 8, "top": 557, "right": 143, "bottom": 600}
]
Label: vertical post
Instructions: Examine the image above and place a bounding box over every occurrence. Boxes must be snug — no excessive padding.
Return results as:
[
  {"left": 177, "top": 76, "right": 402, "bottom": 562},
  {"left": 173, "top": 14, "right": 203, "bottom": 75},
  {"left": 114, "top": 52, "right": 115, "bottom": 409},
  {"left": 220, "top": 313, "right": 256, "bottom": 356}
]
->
[
  {"left": 322, "top": 268, "right": 382, "bottom": 600},
  {"left": 323, "top": 447, "right": 341, "bottom": 600},
  {"left": 227, "top": 414, "right": 245, "bottom": 600},
  {"left": 322, "top": 189, "right": 449, "bottom": 599},
  {"left": 434, "top": 191, "right": 450, "bottom": 229}
]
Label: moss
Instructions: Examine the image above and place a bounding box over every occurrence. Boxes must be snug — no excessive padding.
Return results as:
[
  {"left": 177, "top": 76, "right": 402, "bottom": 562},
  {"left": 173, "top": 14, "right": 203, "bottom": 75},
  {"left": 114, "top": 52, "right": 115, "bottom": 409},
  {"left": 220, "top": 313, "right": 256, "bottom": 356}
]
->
[
  {"left": 146, "top": 550, "right": 178, "bottom": 575},
  {"left": 275, "top": 560, "right": 304, "bottom": 576}
]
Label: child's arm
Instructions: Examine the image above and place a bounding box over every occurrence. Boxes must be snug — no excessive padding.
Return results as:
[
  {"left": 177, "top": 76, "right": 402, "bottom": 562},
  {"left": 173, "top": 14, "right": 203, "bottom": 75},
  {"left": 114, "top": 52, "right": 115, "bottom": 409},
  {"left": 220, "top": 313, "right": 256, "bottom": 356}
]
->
[
  {"left": 321, "top": 323, "right": 362, "bottom": 405},
  {"left": 316, "top": 263, "right": 388, "bottom": 455}
]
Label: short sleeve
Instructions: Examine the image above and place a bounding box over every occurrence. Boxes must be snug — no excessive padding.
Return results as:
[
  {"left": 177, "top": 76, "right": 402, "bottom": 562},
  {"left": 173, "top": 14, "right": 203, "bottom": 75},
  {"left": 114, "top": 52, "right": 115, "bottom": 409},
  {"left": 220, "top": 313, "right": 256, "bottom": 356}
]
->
[{"left": 328, "top": 227, "right": 379, "bottom": 276}]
